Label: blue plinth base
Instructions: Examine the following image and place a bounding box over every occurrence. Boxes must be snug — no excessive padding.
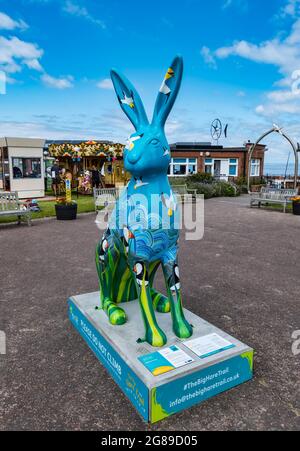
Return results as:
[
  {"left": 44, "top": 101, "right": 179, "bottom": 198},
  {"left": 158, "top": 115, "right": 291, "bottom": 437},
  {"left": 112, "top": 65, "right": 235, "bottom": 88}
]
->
[{"left": 68, "top": 293, "right": 253, "bottom": 424}]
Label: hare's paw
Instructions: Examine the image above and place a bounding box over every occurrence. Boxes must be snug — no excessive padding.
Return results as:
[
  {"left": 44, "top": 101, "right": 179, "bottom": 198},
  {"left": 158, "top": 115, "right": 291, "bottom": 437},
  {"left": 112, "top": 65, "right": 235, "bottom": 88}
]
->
[
  {"left": 151, "top": 290, "right": 171, "bottom": 314},
  {"left": 156, "top": 297, "right": 171, "bottom": 314},
  {"left": 146, "top": 326, "right": 167, "bottom": 348},
  {"left": 106, "top": 302, "right": 127, "bottom": 326},
  {"left": 110, "top": 308, "right": 127, "bottom": 326},
  {"left": 174, "top": 318, "right": 193, "bottom": 340}
]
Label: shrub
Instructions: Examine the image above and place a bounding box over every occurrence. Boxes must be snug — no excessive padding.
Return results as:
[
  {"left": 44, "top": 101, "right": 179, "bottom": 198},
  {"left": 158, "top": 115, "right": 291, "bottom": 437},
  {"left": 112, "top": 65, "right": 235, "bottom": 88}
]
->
[
  {"left": 169, "top": 175, "right": 240, "bottom": 198},
  {"left": 239, "top": 184, "right": 249, "bottom": 194},
  {"left": 188, "top": 173, "right": 214, "bottom": 184},
  {"left": 235, "top": 176, "right": 247, "bottom": 186},
  {"left": 189, "top": 182, "right": 217, "bottom": 199},
  {"left": 169, "top": 177, "right": 187, "bottom": 186},
  {"left": 214, "top": 181, "right": 238, "bottom": 197},
  {"left": 250, "top": 176, "right": 266, "bottom": 187}
]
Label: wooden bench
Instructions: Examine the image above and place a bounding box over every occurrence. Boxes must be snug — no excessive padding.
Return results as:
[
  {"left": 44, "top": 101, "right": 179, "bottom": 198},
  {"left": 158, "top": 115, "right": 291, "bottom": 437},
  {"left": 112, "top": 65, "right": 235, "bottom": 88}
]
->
[
  {"left": 172, "top": 184, "right": 197, "bottom": 201},
  {"left": 250, "top": 188, "right": 298, "bottom": 213},
  {"left": 0, "top": 192, "right": 31, "bottom": 225}
]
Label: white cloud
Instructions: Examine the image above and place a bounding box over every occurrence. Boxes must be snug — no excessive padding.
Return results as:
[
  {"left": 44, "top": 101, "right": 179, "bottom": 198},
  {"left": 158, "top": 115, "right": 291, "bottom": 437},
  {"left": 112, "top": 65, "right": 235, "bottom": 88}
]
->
[
  {"left": 63, "top": 0, "right": 106, "bottom": 29},
  {"left": 202, "top": 3, "right": 300, "bottom": 119},
  {"left": 41, "top": 73, "right": 74, "bottom": 89},
  {"left": 222, "top": 0, "right": 249, "bottom": 12},
  {"left": 0, "top": 11, "right": 28, "bottom": 31},
  {"left": 214, "top": 26, "right": 300, "bottom": 74},
  {"left": 206, "top": 2, "right": 300, "bottom": 73},
  {"left": 24, "top": 58, "right": 43, "bottom": 71},
  {"left": 0, "top": 109, "right": 131, "bottom": 141},
  {"left": 0, "top": 36, "right": 74, "bottom": 89},
  {"left": 278, "top": 0, "right": 300, "bottom": 18},
  {"left": 267, "top": 87, "right": 300, "bottom": 103},
  {"left": 256, "top": 103, "right": 300, "bottom": 116},
  {"left": 0, "top": 36, "right": 43, "bottom": 74},
  {"left": 0, "top": 26, "right": 74, "bottom": 89},
  {"left": 200, "top": 46, "right": 216, "bottom": 68},
  {"left": 97, "top": 78, "right": 113, "bottom": 90}
]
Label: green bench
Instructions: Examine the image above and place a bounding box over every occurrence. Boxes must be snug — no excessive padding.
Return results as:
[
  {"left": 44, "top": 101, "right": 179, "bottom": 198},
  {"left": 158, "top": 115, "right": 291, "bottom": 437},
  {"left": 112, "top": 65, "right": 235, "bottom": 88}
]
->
[
  {"left": 0, "top": 192, "right": 31, "bottom": 226},
  {"left": 250, "top": 188, "right": 298, "bottom": 213}
]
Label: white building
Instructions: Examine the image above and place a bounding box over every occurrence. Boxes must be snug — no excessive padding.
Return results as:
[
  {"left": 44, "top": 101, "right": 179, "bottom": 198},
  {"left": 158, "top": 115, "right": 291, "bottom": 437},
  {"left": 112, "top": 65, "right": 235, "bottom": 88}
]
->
[{"left": 0, "top": 138, "right": 46, "bottom": 198}]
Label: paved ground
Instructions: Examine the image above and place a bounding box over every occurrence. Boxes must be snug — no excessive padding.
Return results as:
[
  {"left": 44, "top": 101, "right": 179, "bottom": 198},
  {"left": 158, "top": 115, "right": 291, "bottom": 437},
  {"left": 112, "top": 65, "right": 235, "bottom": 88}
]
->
[{"left": 0, "top": 196, "right": 299, "bottom": 431}]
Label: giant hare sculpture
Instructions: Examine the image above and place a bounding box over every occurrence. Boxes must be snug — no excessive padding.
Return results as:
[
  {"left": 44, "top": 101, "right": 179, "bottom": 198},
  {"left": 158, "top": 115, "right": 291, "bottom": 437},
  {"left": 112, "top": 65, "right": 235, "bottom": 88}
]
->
[{"left": 96, "top": 56, "right": 193, "bottom": 347}]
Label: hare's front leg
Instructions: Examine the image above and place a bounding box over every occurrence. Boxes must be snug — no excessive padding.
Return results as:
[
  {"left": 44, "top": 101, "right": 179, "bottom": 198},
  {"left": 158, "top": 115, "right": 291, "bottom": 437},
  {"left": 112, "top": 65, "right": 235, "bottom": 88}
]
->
[
  {"left": 132, "top": 261, "right": 167, "bottom": 347},
  {"left": 162, "top": 260, "right": 193, "bottom": 340},
  {"left": 149, "top": 261, "right": 171, "bottom": 314}
]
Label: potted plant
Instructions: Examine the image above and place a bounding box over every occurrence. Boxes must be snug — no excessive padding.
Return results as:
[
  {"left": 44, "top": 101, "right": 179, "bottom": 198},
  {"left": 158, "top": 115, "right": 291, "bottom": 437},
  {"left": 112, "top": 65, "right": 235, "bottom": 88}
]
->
[
  {"left": 291, "top": 196, "right": 300, "bottom": 216},
  {"left": 55, "top": 197, "right": 77, "bottom": 220}
]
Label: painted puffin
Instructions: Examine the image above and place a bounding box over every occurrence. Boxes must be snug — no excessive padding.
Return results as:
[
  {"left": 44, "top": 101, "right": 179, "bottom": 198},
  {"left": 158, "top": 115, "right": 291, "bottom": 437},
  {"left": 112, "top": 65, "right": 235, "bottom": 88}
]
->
[
  {"left": 170, "top": 264, "right": 181, "bottom": 292},
  {"left": 134, "top": 262, "right": 149, "bottom": 287}
]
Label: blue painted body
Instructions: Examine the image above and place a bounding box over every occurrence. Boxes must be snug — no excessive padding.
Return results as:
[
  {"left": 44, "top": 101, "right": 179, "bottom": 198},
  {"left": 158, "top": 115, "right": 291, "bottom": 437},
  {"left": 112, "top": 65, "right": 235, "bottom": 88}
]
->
[
  {"left": 110, "top": 178, "right": 180, "bottom": 264},
  {"left": 109, "top": 57, "right": 184, "bottom": 264}
]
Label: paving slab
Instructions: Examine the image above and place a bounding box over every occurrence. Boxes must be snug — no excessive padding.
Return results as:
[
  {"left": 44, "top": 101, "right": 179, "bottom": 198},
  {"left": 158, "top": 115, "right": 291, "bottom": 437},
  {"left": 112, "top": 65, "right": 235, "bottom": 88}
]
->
[{"left": 0, "top": 195, "right": 299, "bottom": 431}]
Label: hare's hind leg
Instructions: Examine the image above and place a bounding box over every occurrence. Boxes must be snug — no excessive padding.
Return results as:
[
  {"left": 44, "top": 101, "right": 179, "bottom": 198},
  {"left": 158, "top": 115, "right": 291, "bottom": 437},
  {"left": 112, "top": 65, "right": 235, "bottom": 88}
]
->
[
  {"left": 149, "top": 261, "right": 170, "bottom": 314},
  {"left": 162, "top": 260, "right": 193, "bottom": 340},
  {"left": 132, "top": 261, "right": 167, "bottom": 347},
  {"left": 95, "top": 232, "right": 127, "bottom": 326},
  {"left": 150, "top": 289, "right": 170, "bottom": 313}
]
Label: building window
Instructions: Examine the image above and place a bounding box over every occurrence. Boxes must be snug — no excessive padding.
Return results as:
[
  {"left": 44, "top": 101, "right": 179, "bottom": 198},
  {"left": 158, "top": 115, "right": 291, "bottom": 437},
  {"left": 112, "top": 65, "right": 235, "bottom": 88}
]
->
[
  {"left": 229, "top": 158, "right": 238, "bottom": 177},
  {"left": 169, "top": 158, "right": 197, "bottom": 177},
  {"left": 251, "top": 159, "right": 260, "bottom": 177},
  {"left": 12, "top": 158, "right": 42, "bottom": 179},
  {"left": 205, "top": 158, "right": 213, "bottom": 174}
]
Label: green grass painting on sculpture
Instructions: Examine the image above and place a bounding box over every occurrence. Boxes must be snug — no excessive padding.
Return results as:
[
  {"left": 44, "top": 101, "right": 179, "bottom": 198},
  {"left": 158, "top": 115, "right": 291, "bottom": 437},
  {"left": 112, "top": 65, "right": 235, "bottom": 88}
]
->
[{"left": 95, "top": 239, "right": 170, "bottom": 331}]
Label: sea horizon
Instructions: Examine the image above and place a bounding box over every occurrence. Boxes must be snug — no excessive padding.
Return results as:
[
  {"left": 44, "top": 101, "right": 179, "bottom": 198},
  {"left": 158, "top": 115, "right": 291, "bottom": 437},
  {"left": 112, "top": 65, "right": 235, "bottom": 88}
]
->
[{"left": 263, "top": 163, "right": 299, "bottom": 176}]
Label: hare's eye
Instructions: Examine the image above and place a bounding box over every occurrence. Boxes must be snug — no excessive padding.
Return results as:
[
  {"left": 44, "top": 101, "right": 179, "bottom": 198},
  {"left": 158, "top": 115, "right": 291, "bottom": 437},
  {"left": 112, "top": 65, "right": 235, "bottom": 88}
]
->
[{"left": 150, "top": 139, "right": 160, "bottom": 145}]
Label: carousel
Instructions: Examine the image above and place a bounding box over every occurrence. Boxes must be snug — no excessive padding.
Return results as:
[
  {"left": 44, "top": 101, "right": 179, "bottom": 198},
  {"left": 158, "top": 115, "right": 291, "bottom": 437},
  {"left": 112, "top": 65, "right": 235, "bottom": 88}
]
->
[{"left": 46, "top": 140, "right": 129, "bottom": 194}]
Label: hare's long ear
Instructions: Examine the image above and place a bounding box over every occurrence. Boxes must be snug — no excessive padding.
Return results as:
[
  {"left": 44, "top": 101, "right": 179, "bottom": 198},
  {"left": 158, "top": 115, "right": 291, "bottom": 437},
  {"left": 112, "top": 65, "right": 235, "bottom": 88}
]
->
[
  {"left": 110, "top": 69, "right": 149, "bottom": 130},
  {"left": 152, "top": 56, "right": 183, "bottom": 128}
]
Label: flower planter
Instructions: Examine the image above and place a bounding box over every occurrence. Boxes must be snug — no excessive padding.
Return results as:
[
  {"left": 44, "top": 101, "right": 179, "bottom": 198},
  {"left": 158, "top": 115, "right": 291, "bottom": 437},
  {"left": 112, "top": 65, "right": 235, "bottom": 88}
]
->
[
  {"left": 55, "top": 203, "right": 77, "bottom": 220},
  {"left": 292, "top": 201, "right": 300, "bottom": 216}
]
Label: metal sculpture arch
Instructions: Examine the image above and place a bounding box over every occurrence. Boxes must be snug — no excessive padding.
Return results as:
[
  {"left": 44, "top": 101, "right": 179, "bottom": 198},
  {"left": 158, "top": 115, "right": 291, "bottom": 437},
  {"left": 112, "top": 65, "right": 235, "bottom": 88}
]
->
[{"left": 247, "top": 125, "right": 299, "bottom": 191}]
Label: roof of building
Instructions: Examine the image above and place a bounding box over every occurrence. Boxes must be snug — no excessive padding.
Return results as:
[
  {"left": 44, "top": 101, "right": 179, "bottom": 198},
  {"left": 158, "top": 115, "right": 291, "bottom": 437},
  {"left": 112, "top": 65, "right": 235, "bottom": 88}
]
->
[
  {"left": 0, "top": 137, "right": 45, "bottom": 148},
  {"left": 170, "top": 141, "right": 267, "bottom": 152},
  {"left": 46, "top": 140, "right": 125, "bottom": 158},
  {"left": 45, "top": 139, "right": 113, "bottom": 148}
]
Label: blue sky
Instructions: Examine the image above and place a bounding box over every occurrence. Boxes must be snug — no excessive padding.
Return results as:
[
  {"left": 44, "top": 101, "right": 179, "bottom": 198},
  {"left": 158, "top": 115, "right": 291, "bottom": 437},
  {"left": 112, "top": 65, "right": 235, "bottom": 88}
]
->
[{"left": 0, "top": 0, "right": 300, "bottom": 169}]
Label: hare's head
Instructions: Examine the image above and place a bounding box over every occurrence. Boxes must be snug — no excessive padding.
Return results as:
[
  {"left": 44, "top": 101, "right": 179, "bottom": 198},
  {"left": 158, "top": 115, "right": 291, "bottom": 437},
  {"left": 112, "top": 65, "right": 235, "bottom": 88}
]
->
[{"left": 110, "top": 56, "right": 183, "bottom": 178}]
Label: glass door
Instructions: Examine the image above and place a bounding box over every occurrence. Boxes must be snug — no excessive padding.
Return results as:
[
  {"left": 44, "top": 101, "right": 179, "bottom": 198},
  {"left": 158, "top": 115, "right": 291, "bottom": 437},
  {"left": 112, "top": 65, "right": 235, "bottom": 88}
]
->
[{"left": 220, "top": 159, "right": 229, "bottom": 181}]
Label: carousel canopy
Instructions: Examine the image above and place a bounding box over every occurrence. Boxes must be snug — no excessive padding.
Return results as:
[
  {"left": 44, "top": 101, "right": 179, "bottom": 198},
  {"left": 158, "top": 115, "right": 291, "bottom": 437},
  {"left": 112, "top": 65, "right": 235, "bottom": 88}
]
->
[{"left": 46, "top": 140, "right": 125, "bottom": 158}]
